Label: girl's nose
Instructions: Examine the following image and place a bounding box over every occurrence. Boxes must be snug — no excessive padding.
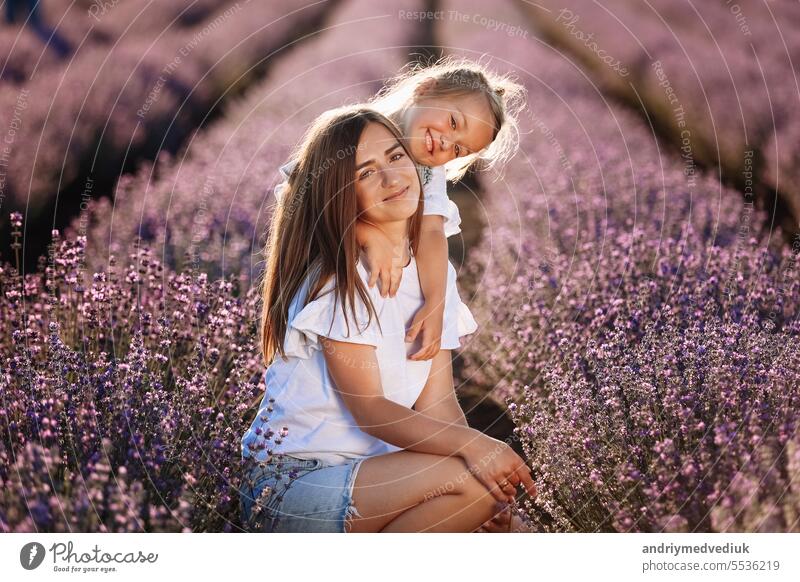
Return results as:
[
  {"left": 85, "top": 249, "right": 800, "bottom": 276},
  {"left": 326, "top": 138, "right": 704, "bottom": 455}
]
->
[{"left": 441, "top": 134, "right": 459, "bottom": 160}]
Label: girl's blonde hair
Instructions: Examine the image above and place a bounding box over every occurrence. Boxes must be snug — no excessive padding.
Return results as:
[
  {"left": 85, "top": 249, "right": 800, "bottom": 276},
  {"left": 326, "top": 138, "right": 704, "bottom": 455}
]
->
[
  {"left": 370, "top": 56, "right": 527, "bottom": 181},
  {"left": 260, "top": 106, "right": 424, "bottom": 365}
]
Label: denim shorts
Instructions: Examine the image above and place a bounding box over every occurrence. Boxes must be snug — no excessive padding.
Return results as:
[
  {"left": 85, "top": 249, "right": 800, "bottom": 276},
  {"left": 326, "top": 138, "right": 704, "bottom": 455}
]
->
[{"left": 239, "top": 454, "right": 366, "bottom": 533}]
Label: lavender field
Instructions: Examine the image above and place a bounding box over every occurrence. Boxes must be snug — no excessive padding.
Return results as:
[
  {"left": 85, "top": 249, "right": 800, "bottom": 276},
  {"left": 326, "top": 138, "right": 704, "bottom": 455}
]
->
[
  {"left": 1, "top": 0, "right": 798, "bottom": 533},
  {"left": 523, "top": 0, "right": 800, "bottom": 238}
]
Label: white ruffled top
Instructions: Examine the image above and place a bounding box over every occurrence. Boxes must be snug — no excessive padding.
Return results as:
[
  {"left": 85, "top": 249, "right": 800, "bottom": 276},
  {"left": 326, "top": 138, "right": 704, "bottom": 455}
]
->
[
  {"left": 274, "top": 159, "right": 462, "bottom": 238},
  {"left": 241, "top": 253, "right": 478, "bottom": 466}
]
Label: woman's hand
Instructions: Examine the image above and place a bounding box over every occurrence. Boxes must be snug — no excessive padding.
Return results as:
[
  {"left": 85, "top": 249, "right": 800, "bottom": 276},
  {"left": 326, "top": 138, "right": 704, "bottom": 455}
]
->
[
  {"left": 406, "top": 300, "right": 444, "bottom": 360},
  {"left": 460, "top": 434, "right": 536, "bottom": 504}
]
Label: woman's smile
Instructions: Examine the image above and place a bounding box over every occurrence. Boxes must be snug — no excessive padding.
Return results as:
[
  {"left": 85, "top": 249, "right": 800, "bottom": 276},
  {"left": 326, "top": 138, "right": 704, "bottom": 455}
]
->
[{"left": 384, "top": 185, "right": 410, "bottom": 202}]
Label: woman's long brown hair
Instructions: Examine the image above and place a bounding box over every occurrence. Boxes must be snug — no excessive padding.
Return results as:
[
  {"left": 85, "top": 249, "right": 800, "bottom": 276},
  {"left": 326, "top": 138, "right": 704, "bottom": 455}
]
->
[{"left": 260, "top": 106, "right": 424, "bottom": 365}]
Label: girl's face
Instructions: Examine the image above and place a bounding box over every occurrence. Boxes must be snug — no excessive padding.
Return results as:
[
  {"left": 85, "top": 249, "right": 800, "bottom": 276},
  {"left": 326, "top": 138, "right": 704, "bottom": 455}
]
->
[
  {"left": 354, "top": 121, "right": 421, "bottom": 225},
  {"left": 400, "top": 91, "right": 497, "bottom": 167}
]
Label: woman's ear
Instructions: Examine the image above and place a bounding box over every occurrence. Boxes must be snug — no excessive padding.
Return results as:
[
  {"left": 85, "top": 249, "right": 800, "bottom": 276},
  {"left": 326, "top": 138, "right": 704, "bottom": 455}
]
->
[{"left": 412, "top": 77, "right": 437, "bottom": 99}]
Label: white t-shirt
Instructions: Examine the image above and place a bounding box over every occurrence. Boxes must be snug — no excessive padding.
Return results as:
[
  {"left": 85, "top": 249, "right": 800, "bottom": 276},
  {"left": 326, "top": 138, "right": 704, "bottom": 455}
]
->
[
  {"left": 274, "top": 159, "right": 462, "bottom": 237},
  {"left": 240, "top": 253, "right": 478, "bottom": 466}
]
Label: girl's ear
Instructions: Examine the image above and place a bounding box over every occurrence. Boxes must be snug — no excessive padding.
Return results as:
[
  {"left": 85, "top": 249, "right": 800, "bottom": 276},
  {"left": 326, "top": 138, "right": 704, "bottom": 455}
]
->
[{"left": 412, "top": 77, "right": 437, "bottom": 99}]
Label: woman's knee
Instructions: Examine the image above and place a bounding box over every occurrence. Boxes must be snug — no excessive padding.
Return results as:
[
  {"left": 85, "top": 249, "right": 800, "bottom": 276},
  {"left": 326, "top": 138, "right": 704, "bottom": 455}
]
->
[
  {"left": 460, "top": 472, "right": 500, "bottom": 518},
  {"left": 436, "top": 457, "right": 498, "bottom": 519},
  {"left": 419, "top": 455, "right": 475, "bottom": 498},
  {"left": 352, "top": 452, "right": 494, "bottom": 515},
  {"left": 434, "top": 457, "right": 498, "bottom": 512}
]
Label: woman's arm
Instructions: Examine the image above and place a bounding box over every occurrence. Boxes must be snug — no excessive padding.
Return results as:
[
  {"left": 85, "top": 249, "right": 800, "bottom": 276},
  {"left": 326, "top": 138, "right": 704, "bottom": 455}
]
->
[
  {"left": 320, "top": 337, "right": 537, "bottom": 503},
  {"left": 411, "top": 349, "right": 468, "bottom": 427},
  {"left": 320, "top": 337, "right": 477, "bottom": 457}
]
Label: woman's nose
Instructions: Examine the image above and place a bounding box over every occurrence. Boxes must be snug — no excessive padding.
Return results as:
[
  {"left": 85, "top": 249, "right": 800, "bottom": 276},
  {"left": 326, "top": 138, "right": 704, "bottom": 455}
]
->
[{"left": 380, "top": 166, "right": 401, "bottom": 188}]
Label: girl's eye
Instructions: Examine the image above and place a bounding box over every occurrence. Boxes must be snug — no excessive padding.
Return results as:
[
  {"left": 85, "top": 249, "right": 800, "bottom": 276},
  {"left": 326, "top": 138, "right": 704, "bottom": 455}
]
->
[
  {"left": 359, "top": 169, "right": 373, "bottom": 180},
  {"left": 454, "top": 144, "right": 461, "bottom": 157},
  {"left": 390, "top": 152, "right": 405, "bottom": 162},
  {"left": 450, "top": 114, "right": 457, "bottom": 130}
]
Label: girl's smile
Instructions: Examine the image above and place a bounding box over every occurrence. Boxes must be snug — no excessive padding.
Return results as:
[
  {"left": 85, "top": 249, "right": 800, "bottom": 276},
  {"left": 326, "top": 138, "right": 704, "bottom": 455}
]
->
[{"left": 425, "top": 129, "right": 434, "bottom": 154}]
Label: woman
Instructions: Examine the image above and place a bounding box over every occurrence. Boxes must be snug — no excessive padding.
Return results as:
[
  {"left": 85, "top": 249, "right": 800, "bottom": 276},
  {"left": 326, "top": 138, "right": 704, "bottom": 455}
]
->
[{"left": 240, "top": 106, "right": 536, "bottom": 532}]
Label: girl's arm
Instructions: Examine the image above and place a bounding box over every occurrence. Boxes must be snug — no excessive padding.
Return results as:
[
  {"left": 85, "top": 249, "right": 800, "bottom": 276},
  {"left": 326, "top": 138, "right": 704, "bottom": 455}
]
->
[
  {"left": 406, "top": 215, "right": 448, "bottom": 360},
  {"left": 355, "top": 220, "right": 403, "bottom": 298}
]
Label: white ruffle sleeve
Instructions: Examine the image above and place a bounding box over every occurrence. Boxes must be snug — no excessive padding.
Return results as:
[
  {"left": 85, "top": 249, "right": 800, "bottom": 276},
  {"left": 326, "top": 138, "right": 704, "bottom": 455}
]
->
[
  {"left": 282, "top": 263, "right": 388, "bottom": 359},
  {"left": 440, "top": 260, "right": 478, "bottom": 349},
  {"left": 421, "top": 165, "right": 462, "bottom": 238}
]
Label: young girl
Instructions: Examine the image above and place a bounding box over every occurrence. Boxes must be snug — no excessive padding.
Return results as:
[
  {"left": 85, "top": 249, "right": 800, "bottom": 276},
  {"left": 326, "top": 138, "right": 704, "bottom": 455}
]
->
[
  {"left": 240, "top": 106, "right": 535, "bottom": 532},
  {"left": 273, "top": 57, "right": 526, "bottom": 361}
]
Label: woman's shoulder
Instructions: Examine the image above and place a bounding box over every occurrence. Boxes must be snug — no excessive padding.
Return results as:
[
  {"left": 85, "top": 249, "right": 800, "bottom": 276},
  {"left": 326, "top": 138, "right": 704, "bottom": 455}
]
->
[
  {"left": 281, "top": 261, "right": 391, "bottom": 358},
  {"left": 290, "top": 262, "right": 384, "bottom": 321}
]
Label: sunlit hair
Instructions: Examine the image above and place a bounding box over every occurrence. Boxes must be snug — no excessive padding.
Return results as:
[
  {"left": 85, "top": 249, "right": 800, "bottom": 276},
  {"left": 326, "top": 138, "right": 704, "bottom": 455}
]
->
[
  {"left": 260, "top": 106, "right": 424, "bottom": 365},
  {"left": 370, "top": 55, "right": 527, "bottom": 181}
]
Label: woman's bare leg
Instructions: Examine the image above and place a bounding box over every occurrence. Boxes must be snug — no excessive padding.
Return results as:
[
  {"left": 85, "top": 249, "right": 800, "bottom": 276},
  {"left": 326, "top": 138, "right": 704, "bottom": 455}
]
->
[
  {"left": 379, "top": 489, "right": 492, "bottom": 532},
  {"left": 346, "top": 450, "right": 500, "bottom": 533}
]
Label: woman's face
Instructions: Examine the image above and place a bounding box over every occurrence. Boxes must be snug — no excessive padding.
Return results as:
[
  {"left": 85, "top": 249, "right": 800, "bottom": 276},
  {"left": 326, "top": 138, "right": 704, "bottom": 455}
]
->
[
  {"left": 354, "top": 121, "right": 421, "bottom": 225},
  {"left": 400, "top": 92, "right": 496, "bottom": 167}
]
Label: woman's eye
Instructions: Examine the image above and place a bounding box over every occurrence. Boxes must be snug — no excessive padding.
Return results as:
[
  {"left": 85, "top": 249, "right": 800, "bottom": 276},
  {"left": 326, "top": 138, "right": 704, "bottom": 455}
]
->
[
  {"left": 390, "top": 152, "right": 405, "bottom": 162},
  {"left": 359, "top": 169, "right": 373, "bottom": 180},
  {"left": 450, "top": 115, "right": 457, "bottom": 130},
  {"left": 454, "top": 144, "right": 461, "bottom": 157}
]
